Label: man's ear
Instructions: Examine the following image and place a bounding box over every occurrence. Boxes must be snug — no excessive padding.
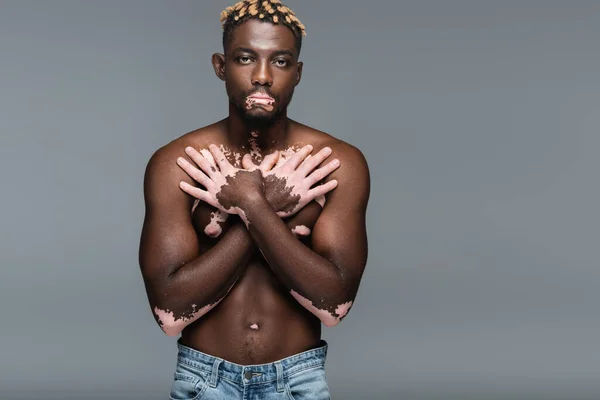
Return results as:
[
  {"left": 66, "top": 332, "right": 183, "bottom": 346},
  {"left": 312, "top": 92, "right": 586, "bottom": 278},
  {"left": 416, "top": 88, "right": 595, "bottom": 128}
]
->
[
  {"left": 212, "top": 53, "right": 226, "bottom": 81},
  {"left": 295, "top": 61, "right": 303, "bottom": 86}
]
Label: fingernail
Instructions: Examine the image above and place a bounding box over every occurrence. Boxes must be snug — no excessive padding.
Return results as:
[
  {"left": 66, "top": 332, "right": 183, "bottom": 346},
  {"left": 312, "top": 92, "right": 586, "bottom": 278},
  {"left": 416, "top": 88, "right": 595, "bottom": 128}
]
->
[
  {"left": 325, "top": 147, "right": 332, "bottom": 154},
  {"left": 333, "top": 159, "right": 340, "bottom": 165},
  {"left": 185, "top": 146, "right": 194, "bottom": 153},
  {"left": 177, "top": 157, "right": 184, "bottom": 164}
]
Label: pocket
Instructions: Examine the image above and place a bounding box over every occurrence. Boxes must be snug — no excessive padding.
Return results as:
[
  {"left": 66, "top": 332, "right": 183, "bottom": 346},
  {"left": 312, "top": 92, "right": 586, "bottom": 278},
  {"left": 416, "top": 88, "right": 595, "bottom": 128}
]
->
[
  {"left": 169, "top": 368, "right": 209, "bottom": 400},
  {"left": 285, "top": 365, "right": 331, "bottom": 400}
]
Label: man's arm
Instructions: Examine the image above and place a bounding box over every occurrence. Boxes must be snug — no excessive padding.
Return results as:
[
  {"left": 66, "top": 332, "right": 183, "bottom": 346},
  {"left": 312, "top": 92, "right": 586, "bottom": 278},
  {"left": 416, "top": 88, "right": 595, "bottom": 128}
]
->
[
  {"left": 139, "top": 144, "right": 255, "bottom": 336},
  {"left": 239, "top": 143, "right": 370, "bottom": 327},
  {"left": 139, "top": 144, "right": 324, "bottom": 336}
]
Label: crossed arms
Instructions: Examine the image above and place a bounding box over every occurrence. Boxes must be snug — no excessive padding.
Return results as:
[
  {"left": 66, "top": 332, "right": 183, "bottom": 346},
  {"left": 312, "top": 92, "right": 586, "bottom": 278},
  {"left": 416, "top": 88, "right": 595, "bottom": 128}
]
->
[{"left": 138, "top": 140, "right": 370, "bottom": 336}]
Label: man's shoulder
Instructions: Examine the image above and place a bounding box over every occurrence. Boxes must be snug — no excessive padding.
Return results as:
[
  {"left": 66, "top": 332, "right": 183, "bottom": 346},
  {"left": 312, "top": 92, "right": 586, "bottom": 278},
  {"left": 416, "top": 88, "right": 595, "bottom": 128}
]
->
[
  {"left": 291, "top": 120, "right": 368, "bottom": 167},
  {"left": 145, "top": 120, "right": 225, "bottom": 176}
]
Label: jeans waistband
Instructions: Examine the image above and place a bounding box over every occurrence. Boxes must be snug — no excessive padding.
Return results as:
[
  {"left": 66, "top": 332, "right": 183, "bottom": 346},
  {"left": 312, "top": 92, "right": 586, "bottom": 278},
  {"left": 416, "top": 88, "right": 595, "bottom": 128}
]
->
[{"left": 175, "top": 339, "right": 328, "bottom": 388}]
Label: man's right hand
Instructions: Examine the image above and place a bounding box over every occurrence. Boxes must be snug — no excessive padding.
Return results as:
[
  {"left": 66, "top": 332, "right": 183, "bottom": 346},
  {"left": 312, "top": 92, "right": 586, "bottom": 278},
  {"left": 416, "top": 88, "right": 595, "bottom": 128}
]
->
[
  {"left": 178, "top": 144, "right": 264, "bottom": 216},
  {"left": 242, "top": 144, "right": 340, "bottom": 218}
]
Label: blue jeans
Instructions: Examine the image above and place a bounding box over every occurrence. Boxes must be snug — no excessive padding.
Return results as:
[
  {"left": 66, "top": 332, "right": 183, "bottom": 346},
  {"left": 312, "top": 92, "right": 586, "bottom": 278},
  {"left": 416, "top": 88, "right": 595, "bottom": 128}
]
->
[{"left": 169, "top": 339, "right": 331, "bottom": 400}]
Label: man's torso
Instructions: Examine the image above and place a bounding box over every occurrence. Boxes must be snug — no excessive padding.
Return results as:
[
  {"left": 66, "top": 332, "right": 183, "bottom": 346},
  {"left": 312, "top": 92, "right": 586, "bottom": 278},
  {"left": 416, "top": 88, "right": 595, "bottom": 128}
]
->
[{"left": 172, "top": 119, "right": 341, "bottom": 365}]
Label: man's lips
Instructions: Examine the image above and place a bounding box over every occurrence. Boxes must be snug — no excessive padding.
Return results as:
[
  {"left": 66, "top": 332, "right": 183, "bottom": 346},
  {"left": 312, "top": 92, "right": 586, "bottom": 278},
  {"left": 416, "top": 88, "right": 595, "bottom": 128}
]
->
[{"left": 248, "top": 93, "right": 275, "bottom": 101}]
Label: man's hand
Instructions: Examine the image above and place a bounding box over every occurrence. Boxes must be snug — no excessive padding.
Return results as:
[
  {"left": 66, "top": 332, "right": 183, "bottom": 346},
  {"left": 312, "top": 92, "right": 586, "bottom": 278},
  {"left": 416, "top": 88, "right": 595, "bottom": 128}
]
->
[
  {"left": 242, "top": 144, "right": 340, "bottom": 218},
  {"left": 178, "top": 144, "right": 264, "bottom": 215}
]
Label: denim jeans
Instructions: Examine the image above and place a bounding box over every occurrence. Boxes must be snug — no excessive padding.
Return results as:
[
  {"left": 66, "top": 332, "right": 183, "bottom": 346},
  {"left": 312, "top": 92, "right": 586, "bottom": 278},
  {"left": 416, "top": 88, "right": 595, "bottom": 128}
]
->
[{"left": 169, "top": 339, "right": 331, "bottom": 399}]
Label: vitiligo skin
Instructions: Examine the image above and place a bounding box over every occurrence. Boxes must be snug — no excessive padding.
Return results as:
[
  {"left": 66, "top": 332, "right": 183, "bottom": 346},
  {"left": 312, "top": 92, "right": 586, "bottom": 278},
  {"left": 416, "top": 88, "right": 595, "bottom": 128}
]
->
[
  {"left": 196, "top": 140, "right": 306, "bottom": 237},
  {"left": 290, "top": 290, "right": 353, "bottom": 327},
  {"left": 204, "top": 210, "right": 229, "bottom": 238},
  {"left": 291, "top": 225, "right": 311, "bottom": 237},
  {"left": 193, "top": 145, "right": 247, "bottom": 237},
  {"left": 245, "top": 96, "right": 275, "bottom": 112},
  {"left": 248, "top": 135, "right": 263, "bottom": 163},
  {"left": 178, "top": 139, "right": 350, "bottom": 330},
  {"left": 315, "top": 195, "right": 326, "bottom": 208},
  {"left": 154, "top": 280, "right": 237, "bottom": 336}
]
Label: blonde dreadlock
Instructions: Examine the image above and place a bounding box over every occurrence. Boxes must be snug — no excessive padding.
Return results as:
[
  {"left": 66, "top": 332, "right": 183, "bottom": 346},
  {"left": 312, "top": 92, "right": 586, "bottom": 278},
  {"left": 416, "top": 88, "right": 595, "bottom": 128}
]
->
[{"left": 220, "top": 0, "right": 306, "bottom": 54}]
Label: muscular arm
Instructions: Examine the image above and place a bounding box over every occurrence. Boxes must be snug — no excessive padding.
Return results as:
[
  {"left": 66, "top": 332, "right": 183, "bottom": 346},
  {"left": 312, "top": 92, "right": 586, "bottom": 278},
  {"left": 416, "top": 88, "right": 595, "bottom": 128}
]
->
[
  {"left": 139, "top": 144, "right": 323, "bottom": 336},
  {"left": 139, "top": 145, "right": 255, "bottom": 336},
  {"left": 240, "top": 144, "right": 370, "bottom": 327}
]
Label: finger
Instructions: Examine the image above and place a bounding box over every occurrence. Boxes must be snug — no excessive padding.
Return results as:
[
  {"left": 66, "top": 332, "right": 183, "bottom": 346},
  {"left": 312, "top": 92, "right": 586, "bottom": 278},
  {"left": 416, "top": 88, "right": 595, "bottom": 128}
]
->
[
  {"left": 285, "top": 144, "right": 313, "bottom": 171},
  {"left": 199, "top": 148, "right": 217, "bottom": 169},
  {"left": 185, "top": 146, "right": 218, "bottom": 178},
  {"left": 259, "top": 151, "right": 279, "bottom": 173},
  {"left": 177, "top": 157, "right": 212, "bottom": 188},
  {"left": 298, "top": 154, "right": 312, "bottom": 170},
  {"left": 241, "top": 153, "right": 259, "bottom": 171},
  {"left": 314, "top": 194, "right": 327, "bottom": 208},
  {"left": 209, "top": 144, "right": 232, "bottom": 172},
  {"left": 307, "top": 158, "right": 340, "bottom": 186},
  {"left": 298, "top": 147, "right": 333, "bottom": 175},
  {"left": 307, "top": 179, "right": 338, "bottom": 200},
  {"left": 291, "top": 225, "right": 311, "bottom": 237},
  {"left": 179, "top": 181, "right": 210, "bottom": 204}
]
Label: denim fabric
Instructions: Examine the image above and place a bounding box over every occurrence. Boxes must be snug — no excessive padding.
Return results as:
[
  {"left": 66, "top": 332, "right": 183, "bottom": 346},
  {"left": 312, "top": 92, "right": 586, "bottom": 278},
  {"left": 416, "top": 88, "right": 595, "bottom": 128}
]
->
[{"left": 169, "top": 339, "right": 331, "bottom": 400}]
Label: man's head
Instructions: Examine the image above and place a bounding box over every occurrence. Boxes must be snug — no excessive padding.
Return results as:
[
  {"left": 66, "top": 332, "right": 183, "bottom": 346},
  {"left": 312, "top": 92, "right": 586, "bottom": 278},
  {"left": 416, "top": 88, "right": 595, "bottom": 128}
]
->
[
  {"left": 221, "top": 0, "right": 306, "bottom": 55},
  {"left": 212, "top": 0, "right": 306, "bottom": 127}
]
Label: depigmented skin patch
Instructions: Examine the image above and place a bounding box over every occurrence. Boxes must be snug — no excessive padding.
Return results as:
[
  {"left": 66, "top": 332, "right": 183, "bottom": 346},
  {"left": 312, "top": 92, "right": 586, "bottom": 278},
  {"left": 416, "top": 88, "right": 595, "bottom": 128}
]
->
[
  {"left": 248, "top": 136, "right": 263, "bottom": 163},
  {"left": 191, "top": 199, "right": 200, "bottom": 214},
  {"left": 204, "top": 210, "right": 229, "bottom": 238},
  {"left": 219, "top": 144, "right": 242, "bottom": 168},
  {"left": 315, "top": 195, "right": 326, "bottom": 208},
  {"left": 245, "top": 96, "right": 275, "bottom": 111},
  {"left": 290, "top": 290, "right": 353, "bottom": 327},
  {"left": 199, "top": 148, "right": 217, "bottom": 168},
  {"left": 291, "top": 225, "right": 311, "bottom": 237},
  {"left": 200, "top": 145, "right": 243, "bottom": 168},
  {"left": 234, "top": 206, "right": 250, "bottom": 227},
  {"left": 154, "top": 302, "right": 218, "bottom": 337},
  {"left": 275, "top": 147, "right": 300, "bottom": 167},
  {"left": 154, "top": 281, "right": 238, "bottom": 336},
  {"left": 177, "top": 142, "right": 344, "bottom": 334}
]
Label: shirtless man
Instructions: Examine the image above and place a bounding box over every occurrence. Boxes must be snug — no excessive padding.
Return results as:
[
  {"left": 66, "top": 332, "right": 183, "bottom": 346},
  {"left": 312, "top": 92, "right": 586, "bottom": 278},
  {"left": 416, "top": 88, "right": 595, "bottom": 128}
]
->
[{"left": 138, "top": 1, "right": 370, "bottom": 398}]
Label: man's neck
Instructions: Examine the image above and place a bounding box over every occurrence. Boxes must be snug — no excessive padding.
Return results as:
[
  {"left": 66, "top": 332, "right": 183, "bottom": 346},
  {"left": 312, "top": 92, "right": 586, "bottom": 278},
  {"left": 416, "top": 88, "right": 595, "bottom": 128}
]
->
[{"left": 226, "top": 104, "right": 291, "bottom": 154}]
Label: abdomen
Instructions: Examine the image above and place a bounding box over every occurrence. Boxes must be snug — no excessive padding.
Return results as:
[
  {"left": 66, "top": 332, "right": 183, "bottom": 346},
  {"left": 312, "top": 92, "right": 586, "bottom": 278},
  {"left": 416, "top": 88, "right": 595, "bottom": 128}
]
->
[{"left": 180, "top": 256, "right": 321, "bottom": 364}]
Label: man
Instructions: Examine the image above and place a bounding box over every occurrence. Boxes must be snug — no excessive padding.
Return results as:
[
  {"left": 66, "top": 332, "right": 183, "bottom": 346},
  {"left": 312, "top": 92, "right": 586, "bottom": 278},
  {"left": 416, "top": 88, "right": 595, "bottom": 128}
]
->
[{"left": 138, "top": 1, "right": 370, "bottom": 398}]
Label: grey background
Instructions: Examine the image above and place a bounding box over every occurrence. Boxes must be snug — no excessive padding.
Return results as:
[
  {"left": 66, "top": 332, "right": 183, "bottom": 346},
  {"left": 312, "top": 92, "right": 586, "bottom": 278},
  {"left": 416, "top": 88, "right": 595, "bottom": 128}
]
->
[{"left": 1, "top": 0, "right": 599, "bottom": 399}]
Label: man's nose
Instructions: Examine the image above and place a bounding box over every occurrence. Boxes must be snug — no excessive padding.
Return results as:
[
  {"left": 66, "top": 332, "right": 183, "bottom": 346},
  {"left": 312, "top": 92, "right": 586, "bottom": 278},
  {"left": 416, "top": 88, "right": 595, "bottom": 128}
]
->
[{"left": 251, "top": 61, "right": 273, "bottom": 86}]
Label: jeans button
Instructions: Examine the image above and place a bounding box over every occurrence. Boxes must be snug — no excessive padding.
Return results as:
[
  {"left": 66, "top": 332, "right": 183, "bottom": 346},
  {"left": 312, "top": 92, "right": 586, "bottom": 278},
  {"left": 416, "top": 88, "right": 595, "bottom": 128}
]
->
[{"left": 244, "top": 371, "right": 253, "bottom": 380}]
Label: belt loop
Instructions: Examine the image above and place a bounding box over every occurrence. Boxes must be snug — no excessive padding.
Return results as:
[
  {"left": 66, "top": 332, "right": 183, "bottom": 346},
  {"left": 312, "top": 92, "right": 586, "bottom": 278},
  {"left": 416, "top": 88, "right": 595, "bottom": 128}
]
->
[
  {"left": 209, "top": 358, "right": 222, "bottom": 388},
  {"left": 275, "top": 361, "right": 285, "bottom": 392}
]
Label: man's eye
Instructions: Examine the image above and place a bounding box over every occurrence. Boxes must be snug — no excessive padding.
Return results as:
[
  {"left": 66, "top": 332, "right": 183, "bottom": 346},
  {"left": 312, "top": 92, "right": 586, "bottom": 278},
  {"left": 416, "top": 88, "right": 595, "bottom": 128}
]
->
[
  {"left": 237, "top": 57, "right": 252, "bottom": 64},
  {"left": 274, "top": 59, "right": 288, "bottom": 67}
]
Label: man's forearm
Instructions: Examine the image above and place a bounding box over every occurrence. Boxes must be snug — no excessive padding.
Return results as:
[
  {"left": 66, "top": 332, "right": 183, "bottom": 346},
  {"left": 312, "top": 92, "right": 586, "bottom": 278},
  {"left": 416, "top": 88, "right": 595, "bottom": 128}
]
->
[
  {"left": 240, "top": 195, "right": 351, "bottom": 327},
  {"left": 153, "top": 219, "right": 255, "bottom": 336}
]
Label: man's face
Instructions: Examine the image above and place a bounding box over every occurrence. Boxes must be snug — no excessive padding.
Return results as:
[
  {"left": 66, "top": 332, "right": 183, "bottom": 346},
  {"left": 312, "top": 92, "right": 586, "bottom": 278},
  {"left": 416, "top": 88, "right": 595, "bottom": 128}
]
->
[{"left": 218, "top": 19, "right": 302, "bottom": 125}]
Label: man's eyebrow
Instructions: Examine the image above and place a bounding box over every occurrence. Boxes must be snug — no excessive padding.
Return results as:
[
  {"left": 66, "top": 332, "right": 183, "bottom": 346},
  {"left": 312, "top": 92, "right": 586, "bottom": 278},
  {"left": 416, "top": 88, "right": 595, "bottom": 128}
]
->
[
  {"left": 233, "top": 47, "right": 258, "bottom": 55},
  {"left": 272, "top": 49, "right": 295, "bottom": 58},
  {"left": 232, "top": 47, "right": 295, "bottom": 58}
]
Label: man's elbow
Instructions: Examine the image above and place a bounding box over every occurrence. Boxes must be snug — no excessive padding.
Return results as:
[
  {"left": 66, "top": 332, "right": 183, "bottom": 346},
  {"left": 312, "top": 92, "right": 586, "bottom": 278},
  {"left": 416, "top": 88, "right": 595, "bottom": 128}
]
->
[
  {"left": 321, "top": 317, "right": 341, "bottom": 328},
  {"left": 320, "top": 299, "right": 354, "bottom": 327},
  {"left": 153, "top": 305, "right": 187, "bottom": 337},
  {"left": 159, "top": 321, "right": 184, "bottom": 337}
]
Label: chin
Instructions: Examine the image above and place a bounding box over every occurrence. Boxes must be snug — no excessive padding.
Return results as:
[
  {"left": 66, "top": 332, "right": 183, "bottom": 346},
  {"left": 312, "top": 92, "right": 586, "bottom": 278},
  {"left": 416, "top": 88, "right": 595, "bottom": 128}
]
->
[{"left": 242, "top": 109, "right": 279, "bottom": 126}]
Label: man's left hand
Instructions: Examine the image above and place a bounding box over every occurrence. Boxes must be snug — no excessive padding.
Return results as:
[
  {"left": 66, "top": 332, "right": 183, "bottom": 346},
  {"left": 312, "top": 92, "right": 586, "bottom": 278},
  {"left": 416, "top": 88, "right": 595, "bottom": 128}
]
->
[{"left": 178, "top": 144, "right": 264, "bottom": 214}]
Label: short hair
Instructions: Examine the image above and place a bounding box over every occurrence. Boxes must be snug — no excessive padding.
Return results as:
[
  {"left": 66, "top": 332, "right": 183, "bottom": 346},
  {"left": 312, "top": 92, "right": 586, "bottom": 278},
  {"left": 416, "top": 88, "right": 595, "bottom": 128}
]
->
[{"left": 220, "top": 0, "right": 306, "bottom": 55}]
